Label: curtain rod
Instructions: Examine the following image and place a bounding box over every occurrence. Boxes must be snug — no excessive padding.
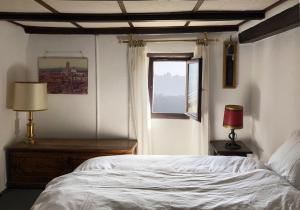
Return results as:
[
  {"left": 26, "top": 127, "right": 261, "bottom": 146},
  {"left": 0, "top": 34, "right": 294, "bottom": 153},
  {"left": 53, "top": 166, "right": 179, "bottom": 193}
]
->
[
  {"left": 118, "top": 33, "right": 218, "bottom": 44},
  {"left": 119, "top": 38, "right": 218, "bottom": 44},
  {"left": 42, "top": 50, "right": 85, "bottom": 57}
]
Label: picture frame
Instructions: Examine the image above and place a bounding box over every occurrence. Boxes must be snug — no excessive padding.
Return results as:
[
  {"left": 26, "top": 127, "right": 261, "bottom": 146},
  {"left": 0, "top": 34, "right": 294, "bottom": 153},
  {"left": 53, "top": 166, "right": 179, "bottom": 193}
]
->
[
  {"left": 186, "top": 58, "right": 203, "bottom": 121},
  {"left": 223, "top": 41, "right": 237, "bottom": 88},
  {"left": 38, "top": 57, "right": 88, "bottom": 94}
]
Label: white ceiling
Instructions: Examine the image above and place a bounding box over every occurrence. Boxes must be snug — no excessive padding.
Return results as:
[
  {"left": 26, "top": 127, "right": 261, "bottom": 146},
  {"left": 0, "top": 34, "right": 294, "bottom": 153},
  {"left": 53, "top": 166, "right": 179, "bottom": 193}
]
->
[
  {"left": 43, "top": 0, "right": 121, "bottom": 13},
  {"left": 16, "top": 21, "right": 75, "bottom": 28},
  {"left": 190, "top": 20, "right": 243, "bottom": 26},
  {"left": 80, "top": 22, "right": 130, "bottom": 28},
  {"left": 199, "top": 0, "right": 278, "bottom": 11},
  {"left": 0, "top": 0, "right": 278, "bottom": 13},
  {"left": 0, "top": 0, "right": 280, "bottom": 29},
  {"left": 133, "top": 21, "right": 187, "bottom": 27},
  {"left": 0, "top": 0, "right": 49, "bottom": 13},
  {"left": 124, "top": 1, "right": 197, "bottom": 13}
]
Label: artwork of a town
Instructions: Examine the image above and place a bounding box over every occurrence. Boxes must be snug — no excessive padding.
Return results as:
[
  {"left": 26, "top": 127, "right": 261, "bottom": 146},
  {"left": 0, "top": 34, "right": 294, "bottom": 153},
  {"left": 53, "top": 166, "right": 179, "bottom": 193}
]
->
[{"left": 38, "top": 57, "right": 88, "bottom": 94}]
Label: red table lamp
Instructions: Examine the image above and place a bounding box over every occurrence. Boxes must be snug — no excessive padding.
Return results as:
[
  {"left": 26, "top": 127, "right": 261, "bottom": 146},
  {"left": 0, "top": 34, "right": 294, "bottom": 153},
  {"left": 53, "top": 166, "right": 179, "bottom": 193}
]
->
[{"left": 223, "top": 105, "right": 243, "bottom": 150}]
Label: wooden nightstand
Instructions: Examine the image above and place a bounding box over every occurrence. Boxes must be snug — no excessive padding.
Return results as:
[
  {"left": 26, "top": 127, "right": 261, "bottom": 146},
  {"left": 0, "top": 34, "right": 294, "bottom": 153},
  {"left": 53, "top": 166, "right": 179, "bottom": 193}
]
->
[
  {"left": 210, "top": 140, "right": 253, "bottom": 157},
  {"left": 6, "top": 138, "right": 137, "bottom": 188}
]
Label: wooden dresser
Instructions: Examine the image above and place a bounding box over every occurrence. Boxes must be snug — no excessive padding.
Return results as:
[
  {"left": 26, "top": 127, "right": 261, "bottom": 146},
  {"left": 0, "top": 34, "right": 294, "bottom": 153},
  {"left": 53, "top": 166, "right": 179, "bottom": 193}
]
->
[{"left": 6, "top": 138, "right": 137, "bottom": 188}]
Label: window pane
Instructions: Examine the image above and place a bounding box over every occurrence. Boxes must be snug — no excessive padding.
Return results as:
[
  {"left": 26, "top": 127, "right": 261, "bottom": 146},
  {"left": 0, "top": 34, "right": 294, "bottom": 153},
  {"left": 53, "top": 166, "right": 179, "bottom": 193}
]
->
[{"left": 152, "top": 61, "right": 186, "bottom": 113}]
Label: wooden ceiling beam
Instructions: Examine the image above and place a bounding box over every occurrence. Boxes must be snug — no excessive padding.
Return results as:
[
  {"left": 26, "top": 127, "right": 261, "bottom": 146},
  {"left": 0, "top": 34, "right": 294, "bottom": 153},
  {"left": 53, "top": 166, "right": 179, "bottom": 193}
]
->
[
  {"left": 23, "top": 25, "right": 238, "bottom": 35},
  {"left": 8, "top": 20, "right": 25, "bottom": 27},
  {"left": 238, "top": 0, "right": 289, "bottom": 28},
  {"left": 239, "top": 4, "right": 299, "bottom": 43},
  {"left": 0, "top": 11, "right": 265, "bottom": 22},
  {"left": 264, "top": 0, "right": 289, "bottom": 11},
  {"left": 185, "top": 0, "right": 205, "bottom": 27},
  {"left": 117, "top": 1, "right": 134, "bottom": 28},
  {"left": 34, "top": 0, "right": 82, "bottom": 28}
]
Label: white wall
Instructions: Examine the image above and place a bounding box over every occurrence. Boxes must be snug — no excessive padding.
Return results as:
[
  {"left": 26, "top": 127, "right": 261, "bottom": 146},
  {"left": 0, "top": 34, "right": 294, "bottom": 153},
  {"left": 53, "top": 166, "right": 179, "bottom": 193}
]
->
[
  {"left": 152, "top": 119, "right": 193, "bottom": 154},
  {"left": 146, "top": 41, "right": 195, "bottom": 155},
  {"left": 26, "top": 35, "right": 97, "bottom": 139},
  {"left": 3, "top": 21, "right": 296, "bottom": 193},
  {"left": 25, "top": 35, "right": 129, "bottom": 139},
  {"left": 25, "top": 36, "right": 197, "bottom": 154},
  {"left": 145, "top": 34, "right": 253, "bottom": 154},
  {"left": 96, "top": 36, "right": 128, "bottom": 138},
  {"left": 209, "top": 33, "right": 252, "bottom": 142},
  {"left": 238, "top": 1, "right": 300, "bottom": 161},
  {"left": 25, "top": 33, "right": 253, "bottom": 155},
  {"left": 0, "top": 2, "right": 298, "bottom": 192},
  {"left": 0, "top": 21, "right": 29, "bottom": 192},
  {"left": 243, "top": 27, "right": 300, "bottom": 161}
]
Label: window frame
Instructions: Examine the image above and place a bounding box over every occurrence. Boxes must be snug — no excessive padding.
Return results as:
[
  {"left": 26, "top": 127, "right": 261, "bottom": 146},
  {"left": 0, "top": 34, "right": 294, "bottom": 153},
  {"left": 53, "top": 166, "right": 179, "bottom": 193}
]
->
[
  {"left": 186, "top": 58, "right": 203, "bottom": 122},
  {"left": 148, "top": 53, "right": 193, "bottom": 119}
]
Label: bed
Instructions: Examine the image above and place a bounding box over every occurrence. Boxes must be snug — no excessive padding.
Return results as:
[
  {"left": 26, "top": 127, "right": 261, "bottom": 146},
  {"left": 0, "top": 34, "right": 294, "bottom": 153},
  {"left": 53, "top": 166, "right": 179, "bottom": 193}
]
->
[
  {"left": 32, "top": 131, "right": 300, "bottom": 210},
  {"left": 31, "top": 154, "right": 300, "bottom": 210}
]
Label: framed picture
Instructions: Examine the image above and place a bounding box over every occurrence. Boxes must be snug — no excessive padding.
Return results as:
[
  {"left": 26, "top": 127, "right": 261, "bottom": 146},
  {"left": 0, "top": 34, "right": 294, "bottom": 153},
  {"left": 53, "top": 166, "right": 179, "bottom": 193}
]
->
[
  {"left": 186, "top": 58, "right": 202, "bottom": 121},
  {"left": 38, "top": 57, "right": 88, "bottom": 94},
  {"left": 223, "top": 41, "right": 237, "bottom": 88}
]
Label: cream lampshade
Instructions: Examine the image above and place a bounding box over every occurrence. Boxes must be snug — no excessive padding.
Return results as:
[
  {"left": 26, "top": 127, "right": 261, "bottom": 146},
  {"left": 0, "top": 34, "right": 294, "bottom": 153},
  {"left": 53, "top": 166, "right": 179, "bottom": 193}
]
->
[{"left": 13, "top": 82, "right": 48, "bottom": 144}]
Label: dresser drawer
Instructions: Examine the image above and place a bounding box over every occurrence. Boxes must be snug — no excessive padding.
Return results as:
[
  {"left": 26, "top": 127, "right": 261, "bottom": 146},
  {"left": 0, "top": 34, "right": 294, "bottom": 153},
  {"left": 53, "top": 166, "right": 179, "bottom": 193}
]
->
[
  {"left": 6, "top": 139, "right": 137, "bottom": 188},
  {"left": 7, "top": 152, "right": 69, "bottom": 188},
  {"left": 10, "top": 152, "right": 68, "bottom": 175}
]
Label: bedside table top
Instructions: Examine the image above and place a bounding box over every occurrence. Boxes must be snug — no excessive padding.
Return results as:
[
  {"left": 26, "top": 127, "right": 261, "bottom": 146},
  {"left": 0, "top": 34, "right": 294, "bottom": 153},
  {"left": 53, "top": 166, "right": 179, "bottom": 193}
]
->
[{"left": 210, "top": 140, "right": 253, "bottom": 156}]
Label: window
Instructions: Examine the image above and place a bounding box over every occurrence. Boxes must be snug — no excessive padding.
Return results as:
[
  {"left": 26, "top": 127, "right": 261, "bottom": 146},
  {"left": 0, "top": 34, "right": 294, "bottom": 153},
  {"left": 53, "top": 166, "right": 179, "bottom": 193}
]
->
[{"left": 148, "top": 53, "right": 193, "bottom": 119}]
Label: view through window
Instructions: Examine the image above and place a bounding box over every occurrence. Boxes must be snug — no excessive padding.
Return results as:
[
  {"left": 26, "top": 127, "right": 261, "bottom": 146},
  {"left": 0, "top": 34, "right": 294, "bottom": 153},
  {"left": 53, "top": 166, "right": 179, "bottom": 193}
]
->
[
  {"left": 152, "top": 61, "right": 187, "bottom": 114},
  {"left": 148, "top": 54, "right": 193, "bottom": 119}
]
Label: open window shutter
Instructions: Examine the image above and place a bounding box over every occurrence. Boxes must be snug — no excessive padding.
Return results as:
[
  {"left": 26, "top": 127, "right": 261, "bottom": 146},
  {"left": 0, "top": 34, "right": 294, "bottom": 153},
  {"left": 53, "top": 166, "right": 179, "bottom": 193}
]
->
[{"left": 185, "top": 58, "right": 203, "bottom": 122}]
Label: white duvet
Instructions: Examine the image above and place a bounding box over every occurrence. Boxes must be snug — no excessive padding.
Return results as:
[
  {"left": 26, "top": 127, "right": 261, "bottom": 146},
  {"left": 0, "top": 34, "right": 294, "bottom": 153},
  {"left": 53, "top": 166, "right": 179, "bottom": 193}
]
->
[{"left": 32, "top": 155, "right": 300, "bottom": 210}]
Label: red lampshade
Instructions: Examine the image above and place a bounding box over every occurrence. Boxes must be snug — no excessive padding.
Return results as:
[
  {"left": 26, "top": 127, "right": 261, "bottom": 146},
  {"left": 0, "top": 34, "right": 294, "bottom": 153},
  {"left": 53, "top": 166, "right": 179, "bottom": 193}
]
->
[{"left": 223, "top": 105, "right": 243, "bottom": 129}]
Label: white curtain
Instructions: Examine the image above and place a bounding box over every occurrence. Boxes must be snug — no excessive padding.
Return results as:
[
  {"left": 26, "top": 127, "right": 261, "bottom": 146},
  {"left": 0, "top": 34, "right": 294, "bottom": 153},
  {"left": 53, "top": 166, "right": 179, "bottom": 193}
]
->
[
  {"left": 127, "top": 41, "right": 152, "bottom": 154},
  {"left": 191, "top": 43, "right": 210, "bottom": 155}
]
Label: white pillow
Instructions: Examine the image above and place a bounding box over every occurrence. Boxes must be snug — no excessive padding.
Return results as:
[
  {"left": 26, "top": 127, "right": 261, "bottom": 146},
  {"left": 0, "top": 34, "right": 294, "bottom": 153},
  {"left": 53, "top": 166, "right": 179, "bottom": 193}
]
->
[{"left": 267, "top": 130, "right": 300, "bottom": 190}]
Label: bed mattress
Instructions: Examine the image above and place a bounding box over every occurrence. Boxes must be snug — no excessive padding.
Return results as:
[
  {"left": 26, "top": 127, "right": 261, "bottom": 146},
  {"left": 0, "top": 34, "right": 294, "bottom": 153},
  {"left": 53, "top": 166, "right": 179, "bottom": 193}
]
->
[{"left": 31, "top": 155, "right": 300, "bottom": 210}]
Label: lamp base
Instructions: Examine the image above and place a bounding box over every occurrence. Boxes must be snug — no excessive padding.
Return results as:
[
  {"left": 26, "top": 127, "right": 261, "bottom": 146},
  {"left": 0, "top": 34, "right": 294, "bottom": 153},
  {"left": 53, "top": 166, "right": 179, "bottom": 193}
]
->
[
  {"left": 24, "top": 137, "right": 35, "bottom": 145},
  {"left": 225, "top": 141, "right": 241, "bottom": 150},
  {"left": 25, "top": 112, "right": 35, "bottom": 144},
  {"left": 225, "top": 129, "right": 241, "bottom": 150}
]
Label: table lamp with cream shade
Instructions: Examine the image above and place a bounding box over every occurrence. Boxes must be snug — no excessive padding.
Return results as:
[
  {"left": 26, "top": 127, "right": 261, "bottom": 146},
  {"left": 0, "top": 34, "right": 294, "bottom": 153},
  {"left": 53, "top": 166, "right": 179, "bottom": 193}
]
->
[
  {"left": 223, "top": 105, "right": 243, "bottom": 150},
  {"left": 13, "top": 82, "right": 48, "bottom": 144}
]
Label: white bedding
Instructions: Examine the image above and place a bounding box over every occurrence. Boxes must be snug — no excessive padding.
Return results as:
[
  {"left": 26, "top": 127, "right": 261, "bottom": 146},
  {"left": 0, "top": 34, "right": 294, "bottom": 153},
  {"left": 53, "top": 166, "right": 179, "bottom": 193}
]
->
[{"left": 32, "top": 155, "right": 300, "bottom": 210}]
